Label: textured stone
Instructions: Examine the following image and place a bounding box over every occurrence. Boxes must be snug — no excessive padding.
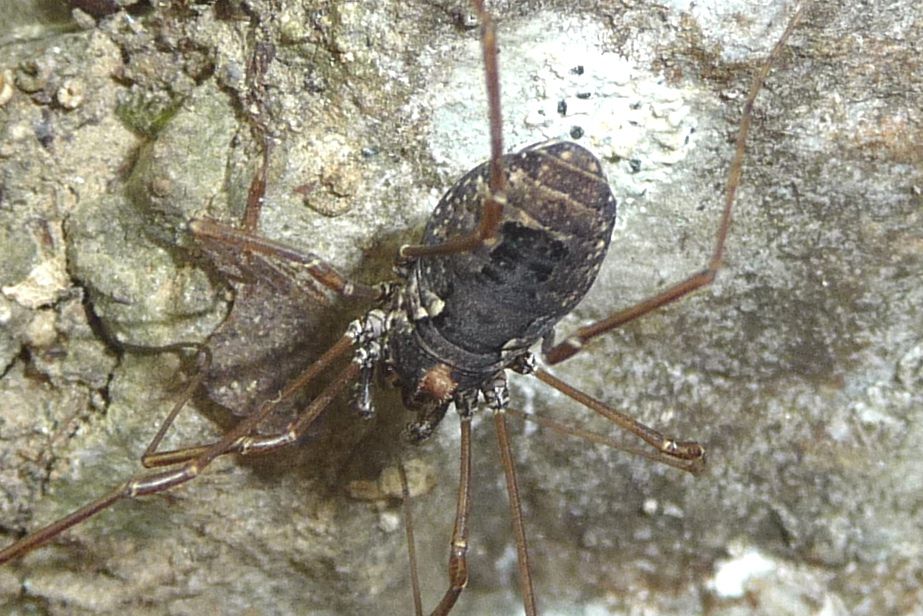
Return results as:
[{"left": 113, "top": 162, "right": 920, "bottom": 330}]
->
[{"left": 1, "top": 1, "right": 920, "bottom": 615}]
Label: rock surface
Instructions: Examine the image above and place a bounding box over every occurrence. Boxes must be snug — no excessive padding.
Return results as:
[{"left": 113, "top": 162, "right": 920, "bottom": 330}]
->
[{"left": 1, "top": 1, "right": 920, "bottom": 615}]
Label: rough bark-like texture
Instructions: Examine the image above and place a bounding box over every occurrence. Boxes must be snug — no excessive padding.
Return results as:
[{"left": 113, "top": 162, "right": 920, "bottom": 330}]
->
[{"left": 1, "top": 1, "right": 920, "bottom": 615}]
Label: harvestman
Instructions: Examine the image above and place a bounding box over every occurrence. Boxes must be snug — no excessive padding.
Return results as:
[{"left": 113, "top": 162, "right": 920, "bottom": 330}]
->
[{"left": 1, "top": 1, "right": 809, "bottom": 614}]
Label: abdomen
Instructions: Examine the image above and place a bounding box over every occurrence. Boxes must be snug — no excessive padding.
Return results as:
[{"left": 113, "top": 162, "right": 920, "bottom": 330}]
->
[{"left": 414, "top": 141, "right": 617, "bottom": 359}]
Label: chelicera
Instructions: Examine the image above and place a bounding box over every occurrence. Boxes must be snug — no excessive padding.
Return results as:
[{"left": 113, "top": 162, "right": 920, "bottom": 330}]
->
[{"left": 1, "top": 1, "right": 808, "bottom": 613}]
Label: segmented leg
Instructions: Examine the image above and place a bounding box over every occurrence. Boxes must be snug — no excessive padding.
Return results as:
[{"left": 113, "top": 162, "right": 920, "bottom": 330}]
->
[
  {"left": 398, "top": 459, "right": 425, "bottom": 616},
  {"left": 430, "top": 416, "right": 473, "bottom": 616},
  {"left": 0, "top": 336, "right": 355, "bottom": 565},
  {"left": 544, "top": 2, "right": 808, "bottom": 366},
  {"left": 140, "top": 345, "right": 212, "bottom": 467},
  {"left": 143, "top": 304, "right": 389, "bottom": 468},
  {"left": 504, "top": 408, "right": 703, "bottom": 475},
  {"left": 495, "top": 411, "right": 537, "bottom": 616},
  {"left": 191, "top": 218, "right": 380, "bottom": 302},
  {"left": 399, "top": 0, "right": 505, "bottom": 260},
  {"left": 143, "top": 363, "right": 359, "bottom": 467},
  {"left": 240, "top": 37, "right": 275, "bottom": 233},
  {"left": 242, "top": 135, "right": 271, "bottom": 233},
  {"left": 532, "top": 370, "right": 706, "bottom": 473},
  {"left": 192, "top": 49, "right": 382, "bottom": 303}
]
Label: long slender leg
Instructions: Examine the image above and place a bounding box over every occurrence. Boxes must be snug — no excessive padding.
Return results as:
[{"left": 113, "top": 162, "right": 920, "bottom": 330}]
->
[
  {"left": 190, "top": 218, "right": 380, "bottom": 301},
  {"left": 398, "top": 459, "right": 425, "bottom": 616},
  {"left": 89, "top": 341, "right": 213, "bottom": 470},
  {"left": 399, "top": 0, "right": 505, "bottom": 260},
  {"left": 221, "top": 361, "right": 358, "bottom": 457},
  {"left": 534, "top": 369, "right": 705, "bottom": 467},
  {"left": 193, "top": 55, "right": 380, "bottom": 304},
  {"left": 430, "top": 417, "right": 473, "bottom": 616},
  {"left": 141, "top": 345, "right": 212, "bottom": 467},
  {"left": 144, "top": 359, "right": 360, "bottom": 468},
  {"left": 544, "top": 2, "right": 808, "bottom": 365},
  {"left": 0, "top": 336, "right": 355, "bottom": 565},
  {"left": 240, "top": 36, "right": 275, "bottom": 233},
  {"left": 495, "top": 411, "right": 537, "bottom": 616},
  {"left": 242, "top": 135, "right": 272, "bottom": 234},
  {"left": 504, "top": 408, "right": 703, "bottom": 475}
]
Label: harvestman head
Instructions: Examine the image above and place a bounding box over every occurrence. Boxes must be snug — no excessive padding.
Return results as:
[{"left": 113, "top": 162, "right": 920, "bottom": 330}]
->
[{"left": 0, "top": 1, "right": 810, "bottom": 613}]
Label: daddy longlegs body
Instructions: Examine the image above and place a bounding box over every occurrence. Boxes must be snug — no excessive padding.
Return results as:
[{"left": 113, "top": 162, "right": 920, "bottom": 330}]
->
[{"left": 0, "top": 1, "right": 810, "bottom": 613}]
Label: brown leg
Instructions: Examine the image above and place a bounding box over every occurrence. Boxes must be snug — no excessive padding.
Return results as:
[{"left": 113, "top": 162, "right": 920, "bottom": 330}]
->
[
  {"left": 140, "top": 345, "right": 212, "bottom": 467},
  {"left": 495, "top": 411, "right": 538, "bottom": 616},
  {"left": 504, "top": 408, "right": 703, "bottom": 475},
  {"left": 398, "top": 459, "right": 425, "bottom": 616},
  {"left": 190, "top": 218, "right": 380, "bottom": 301},
  {"left": 242, "top": 136, "right": 271, "bottom": 233},
  {"left": 194, "top": 54, "right": 380, "bottom": 304},
  {"left": 0, "top": 336, "right": 355, "bottom": 565},
  {"left": 430, "top": 417, "right": 473, "bottom": 616},
  {"left": 240, "top": 30, "right": 275, "bottom": 232},
  {"left": 534, "top": 369, "right": 706, "bottom": 471},
  {"left": 544, "top": 2, "right": 808, "bottom": 366},
  {"left": 143, "top": 360, "right": 360, "bottom": 468},
  {"left": 399, "top": 0, "right": 505, "bottom": 261}
]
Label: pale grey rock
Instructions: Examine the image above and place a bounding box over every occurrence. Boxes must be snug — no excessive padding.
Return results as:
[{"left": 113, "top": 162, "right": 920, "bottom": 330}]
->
[{"left": 1, "top": 1, "right": 920, "bottom": 616}]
